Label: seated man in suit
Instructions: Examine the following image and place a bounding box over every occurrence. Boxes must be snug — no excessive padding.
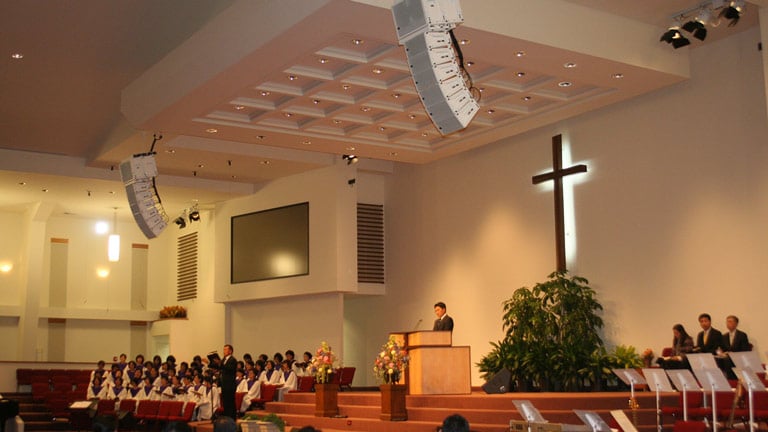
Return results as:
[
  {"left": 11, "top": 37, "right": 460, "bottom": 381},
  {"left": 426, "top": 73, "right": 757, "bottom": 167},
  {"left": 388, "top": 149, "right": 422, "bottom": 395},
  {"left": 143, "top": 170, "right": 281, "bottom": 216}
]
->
[
  {"left": 694, "top": 313, "right": 723, "bottom": 354},
  {"left": 433, "top": 301, "right": 454, "bottom": 331},
  {"left": 722, "top": 315, "right": 750, "bottom": 352}
]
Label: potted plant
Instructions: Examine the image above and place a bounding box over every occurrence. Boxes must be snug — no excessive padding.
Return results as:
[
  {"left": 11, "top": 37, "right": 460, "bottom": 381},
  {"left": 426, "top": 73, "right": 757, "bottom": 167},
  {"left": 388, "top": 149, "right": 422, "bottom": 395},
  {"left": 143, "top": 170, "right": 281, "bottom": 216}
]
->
[
  {"left": 309, "top": 341, "right": 339, "bottom": 417},
  {"left": 478, "top": 271, "right": 605, "bottom": 392},
  {"left": 373, "top": 336, "right": 409, "bottom": 421}
]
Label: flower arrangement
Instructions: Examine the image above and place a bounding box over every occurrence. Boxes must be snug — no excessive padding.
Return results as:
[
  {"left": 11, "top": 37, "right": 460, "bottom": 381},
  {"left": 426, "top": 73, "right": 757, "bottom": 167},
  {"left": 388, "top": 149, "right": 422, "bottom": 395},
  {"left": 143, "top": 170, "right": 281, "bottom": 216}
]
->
[
  {"left": 310, "top": 341, "right": 338, "bottom": 384},
  {"left": 159, "top": 305, "right": 187, "bottom": 319},
  {"left": 373, "top": 336, "right": 409, "bottom": 385},
  {"left": 642, "top": 348, "right": 654, "bottom": 361}
]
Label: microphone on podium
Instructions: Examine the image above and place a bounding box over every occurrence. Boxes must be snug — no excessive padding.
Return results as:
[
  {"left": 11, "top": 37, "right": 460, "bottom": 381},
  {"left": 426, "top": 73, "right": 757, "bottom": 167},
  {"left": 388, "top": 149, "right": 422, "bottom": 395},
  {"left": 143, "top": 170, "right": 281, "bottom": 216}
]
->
[{"left": 413, "top": 318, "right": 423, "bottom": 331}]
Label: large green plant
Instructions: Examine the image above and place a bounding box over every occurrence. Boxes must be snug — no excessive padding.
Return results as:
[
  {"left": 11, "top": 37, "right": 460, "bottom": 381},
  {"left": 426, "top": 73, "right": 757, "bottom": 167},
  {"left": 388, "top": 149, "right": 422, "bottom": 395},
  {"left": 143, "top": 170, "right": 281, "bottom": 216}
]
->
[{"left": 478, "top": 270, "right": 604, "bottom": 391}]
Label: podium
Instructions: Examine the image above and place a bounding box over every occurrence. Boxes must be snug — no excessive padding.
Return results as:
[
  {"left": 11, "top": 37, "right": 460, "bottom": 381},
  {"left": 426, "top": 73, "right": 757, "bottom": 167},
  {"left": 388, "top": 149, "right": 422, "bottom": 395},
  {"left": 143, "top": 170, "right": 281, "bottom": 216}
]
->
[{"left": 390, "top": 330, "right": 471, "bottom": 395}]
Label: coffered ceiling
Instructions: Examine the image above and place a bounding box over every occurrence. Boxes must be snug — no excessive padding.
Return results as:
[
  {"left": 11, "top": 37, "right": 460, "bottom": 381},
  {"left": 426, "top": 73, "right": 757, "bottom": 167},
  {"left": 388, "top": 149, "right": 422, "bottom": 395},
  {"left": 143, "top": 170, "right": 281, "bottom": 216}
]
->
[{"left": 0, "top": 0, "right": 761, "bottom": 221}]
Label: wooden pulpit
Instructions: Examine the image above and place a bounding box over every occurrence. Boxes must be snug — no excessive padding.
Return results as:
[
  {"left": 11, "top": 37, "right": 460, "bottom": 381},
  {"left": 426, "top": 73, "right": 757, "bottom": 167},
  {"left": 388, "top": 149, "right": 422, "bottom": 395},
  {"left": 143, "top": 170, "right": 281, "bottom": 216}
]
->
[{"left": 390, "top": 330, "right": 471, "bottom": 395}]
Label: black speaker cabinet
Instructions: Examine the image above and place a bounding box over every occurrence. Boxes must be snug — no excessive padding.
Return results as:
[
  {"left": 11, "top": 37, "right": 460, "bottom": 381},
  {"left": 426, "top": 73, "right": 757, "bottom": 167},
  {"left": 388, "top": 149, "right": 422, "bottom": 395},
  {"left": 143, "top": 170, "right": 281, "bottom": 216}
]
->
[{"left": 482, "top": 368, "right": 511, "bottom": 394}]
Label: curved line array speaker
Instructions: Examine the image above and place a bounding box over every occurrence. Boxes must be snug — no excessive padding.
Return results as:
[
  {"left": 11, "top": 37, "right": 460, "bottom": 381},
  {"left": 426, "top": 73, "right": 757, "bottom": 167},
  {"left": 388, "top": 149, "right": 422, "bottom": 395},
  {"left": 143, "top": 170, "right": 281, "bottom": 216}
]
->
[{"left": 119, "top": 154, "right": 168, "bottom": 239}]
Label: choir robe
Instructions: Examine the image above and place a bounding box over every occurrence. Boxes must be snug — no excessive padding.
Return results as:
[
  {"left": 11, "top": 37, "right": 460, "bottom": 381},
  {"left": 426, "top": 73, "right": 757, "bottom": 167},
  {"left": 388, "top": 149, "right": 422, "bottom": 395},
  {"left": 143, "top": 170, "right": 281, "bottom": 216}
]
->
[
  {"left": 137, "top": 385, "right": 154, "bottom": 401},
  {"left": 259, "top": 369, "right": 281, "bottom": 385},
  {"left": 87, "top": 385, "right": 107, "bottom": 400},
  {"left": 239, "top": 379, "right": 261, "bottom": 413},
  {"left": 151, "top": 385, "right": 175, "bottom": 401},
  {"left": 275, "top": 370, "right": 297, "bottom": 402},
  {"left": 188, "top": 385, "right": 212, "bottom": 421},
  {"left": 106, "top": 385, "right": 127, "bottom": 401}
]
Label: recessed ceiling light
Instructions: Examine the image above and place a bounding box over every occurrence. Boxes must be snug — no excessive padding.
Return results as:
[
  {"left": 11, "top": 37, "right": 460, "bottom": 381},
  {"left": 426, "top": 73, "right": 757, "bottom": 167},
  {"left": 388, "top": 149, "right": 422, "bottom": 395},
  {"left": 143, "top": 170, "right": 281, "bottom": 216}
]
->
[
  {"left": 256, "top": 135, "right": 265, "bottom": 140},
  {"left": 11, "top": 53, "right": 23, "bottom": 60},
  {"left": 312, "top": 99, "right": 320, "bottom": 104},
  {"left": 516, "top": 72, "right": 526, "bottom": 77},
  {"left": 18, "top": 181, "right": 26, "bottom": 186},
  {"left": 389, "top": 151, "right": 398, "bottom": 156},
  {"left": 342, "top": 84, "right": 351, "bottom": 90},
  {"left": 564, "top": 62, "right": 577, "bottom": 68},
  {"left": 478, "top": 87, "right": 485, "bottom": 93},
  {"left": 459, "top": 39, "right": 470, "bottom": 45},
  {"left": 421, "top": 132, "right": 428, "bottom": 137},
  {"left": 360, "top": 106, "right": 372, "bottom": 112},
  {"left": 372, "top": 67, "right": 383, "bottom": 74},
  {"left": 302, "top": 139, "right": 312, "bottom": 145},
  {"left": 351, "top": 39, "right": 364, "bottom": 45},
  {"left": 231, "top": 175, "right": 237, "bottom": 179},
  {"left": 612, "top": 73, "right": 624, "bottom": 79},
  {"left": 522, "top": 96, "right": 532, "bottom": 101},
  {"left": 109, "top": 191, "right": 115, "bottom": 195},
  {"left": 234, "top": 105, "right": 245, "bottom": 110},
  {"left": 333, "top": 119, "right": 342, "bottom": 124},
  {"left": 165, "top": 149, "right": 176, "bottom": 154},
  {"left": 260, "top": 91, "right": 270, "bottom": 96},
  {"left": 515, "top": 51, "right": 526, "bottom": 57},
  {"left": 346, "top": 146, "right": 356, "bottom": 151},
  {"left": 466, "top": 61, "right": 475, "bottom": 67},
  {"left": 288, "top": 75, "right": 298, "bottom": 81},
  {"left": 486, "top": 109, "right": 495, "bottom": 114},
  {"left": 408, "top": 114, "right": 417, "bottom": 120},
  {"left": 558, "top": 81, "right": 573, "bottom": 87},
  {"left": 318, "top": 58, "right": 329, "bottom": 64},
  {"left": 42, "top": 188, "right": 49, "bottom": 192},
  {"left": 391, "top": 93, "right": 401, "bottom": 99},
  {"left": 197, "top": 164, "right": 205, "bottom": 168},
  {"left": 260, "top": 160, "right": 271, "bottom": 165},
  {"left": 205, "top": 128, "right": 218, "bottom": 133},
  {"left": 284, "top": 112, "right": 293, "bottom": 117},
  {"left": 379, "top": 126, "right": 386, "bottom": 131}
]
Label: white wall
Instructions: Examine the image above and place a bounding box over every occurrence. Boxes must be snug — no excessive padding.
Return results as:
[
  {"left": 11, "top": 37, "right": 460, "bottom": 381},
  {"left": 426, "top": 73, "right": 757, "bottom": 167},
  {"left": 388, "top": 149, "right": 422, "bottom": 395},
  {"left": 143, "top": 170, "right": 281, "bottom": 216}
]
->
[{"left": 345, "top": 27, "right": 768, "bottom": 386}]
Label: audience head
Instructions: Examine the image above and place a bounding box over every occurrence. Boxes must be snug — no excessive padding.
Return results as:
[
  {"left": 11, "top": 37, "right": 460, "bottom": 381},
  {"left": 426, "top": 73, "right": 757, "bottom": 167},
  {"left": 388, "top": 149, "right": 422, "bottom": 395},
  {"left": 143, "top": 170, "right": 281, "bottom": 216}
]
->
[
  {"left": 291, "top": 427, "right": 321, "bottom": 432},
  {"left": 440, "top": 414, "right": 470, "bottom": 432},
  {"left": 163, "top": 421, "right": 192, "bottom": 432},
  {"left": 273, "top": 352, "right": 284, "bottom": 363},
  {"left": 698, "top": 313, "right": 712, "bottom": 330},
  {"left": 213, "top": 416, "right": 237, "bottom": 432},
  {"left": 726, "top": 315, "right": 739, "bottom": 331}
]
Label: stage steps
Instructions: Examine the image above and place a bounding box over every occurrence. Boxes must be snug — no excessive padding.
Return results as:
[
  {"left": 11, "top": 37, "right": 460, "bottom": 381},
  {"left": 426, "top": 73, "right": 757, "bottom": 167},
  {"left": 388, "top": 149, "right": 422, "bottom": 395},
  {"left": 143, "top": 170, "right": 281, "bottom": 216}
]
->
[
  {"left": 230, "top": 391, "right": 676, "bottom": 432},
  {"left": 3, "top": 392, "right": 69, "bottom": 432}
]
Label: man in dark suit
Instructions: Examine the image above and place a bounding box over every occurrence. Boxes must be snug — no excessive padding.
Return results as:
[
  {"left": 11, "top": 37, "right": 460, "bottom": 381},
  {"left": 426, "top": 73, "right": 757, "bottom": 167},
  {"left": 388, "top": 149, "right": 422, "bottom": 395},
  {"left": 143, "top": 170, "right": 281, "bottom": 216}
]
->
[
  {"left": 695, "top": 313, "right": 723, "bottom": 354},
  {"left": 722, "top": 315, "right": 750, "bottom": 352},
  {"left": 210, "top": 344, "right": 238, "bottom": 418},
  {"left": 433, "top": 301, "right": 454, "bottom": 331}
]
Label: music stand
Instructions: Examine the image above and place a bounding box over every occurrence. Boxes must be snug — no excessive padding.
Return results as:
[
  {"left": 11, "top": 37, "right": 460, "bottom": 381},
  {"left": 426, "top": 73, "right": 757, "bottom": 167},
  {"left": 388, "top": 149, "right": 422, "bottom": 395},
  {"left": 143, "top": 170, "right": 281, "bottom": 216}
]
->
[
  {"left": 666, "top": 369, "right": 702, "bottom": 421},
  {"left": 610, "top": 409, "right": 639, "bottom": 432},
  {"left": 687, "top": 353, "right": 719, "bottom": 371},
  {"left": 730, "top": 352, "right": 764, "bottom": 374},
  {"left": 613, "top": 368, "right": 646, "bottom": 415},
  {"left": 733, "top": 368, "right": 767, "bottom": 432},
  {"left": 574, "top": 410, "right": 611, "bottom": 432},
  {"left": 513, "top": 400, "right": 548, "bottom": 423},
  {"left": 692, "top": 367, "right": 731, "bottom": 432},
  {"left": 643, "top": 368, "right": 675, "bottom": 432}
]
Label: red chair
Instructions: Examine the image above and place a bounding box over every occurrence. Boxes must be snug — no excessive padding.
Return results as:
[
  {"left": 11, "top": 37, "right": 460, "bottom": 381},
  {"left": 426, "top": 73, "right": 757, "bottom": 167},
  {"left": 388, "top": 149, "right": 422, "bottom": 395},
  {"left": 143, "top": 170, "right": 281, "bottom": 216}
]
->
[
  {"left": 169, "top": 402, "right": 196, "bottom": 422},
  {"left": 661, "top": 347, "right": 674, "bottom": 357},
  {"left": 16, "top": 368, "right": 33, "bottom": 388},
  {"left": 295, "top": 376, "right": 314, "bottom": 392},
  {"left": 662, "top": 391, "right": 704, "bottom": 418},
  {"left": 156, "top": 400, "right": 184, "bottom": 422},
  {"left": 688, "top": 391, "right": 736, "bottom": 420},
  {"left": 48, "top": 397, "right": 70, "bottom": 420},
  {"left": 31, "top": 382, "right": 51, "bottom": 402},
  {"left": 673, "top": 420, "right": 707, "bottom": 432},
  {"left": 134, "top": 399, "right": 161, "bottom": 423},
  {"left": 96, "top": 399, "right": 117, "bottom": 417},
  {"left": 249, "top": 384, "right": 277, "bottom": 410},
  {"left": 117, "top": 399, "right": 137, "bottom": 415},
  {"left": 338, "top": 367, "right": 356, "bottom": 391},
  {"left": 235, "top": 392, "right": 246, "bottom": 412}
]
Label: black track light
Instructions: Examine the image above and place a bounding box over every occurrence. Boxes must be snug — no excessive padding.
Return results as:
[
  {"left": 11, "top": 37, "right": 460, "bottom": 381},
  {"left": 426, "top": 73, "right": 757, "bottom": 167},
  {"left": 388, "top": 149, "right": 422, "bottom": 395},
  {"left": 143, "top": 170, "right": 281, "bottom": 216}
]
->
[
  {"left": 720, "top": 5, "right": 742, "bottom": 27},
  {"left": 174, "top": 217, "right": 186, "bottom": 229},
  {"left": 682, "top": 20, "right": 707, "bottom": 41},
  {"left": 660, "top": 27, "right": 690, "bottom": 49},
  {"left": 342, "top": 154, "right": 359, "bottom": 165},
  {"left": 189, "top": 211, "right": 200, "bottom": 222}
]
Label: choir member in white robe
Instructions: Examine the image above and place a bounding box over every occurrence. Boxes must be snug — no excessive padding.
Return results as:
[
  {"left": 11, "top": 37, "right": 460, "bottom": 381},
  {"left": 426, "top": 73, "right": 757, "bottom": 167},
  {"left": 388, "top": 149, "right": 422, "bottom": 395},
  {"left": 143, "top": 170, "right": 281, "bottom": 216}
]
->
[
  {"left": 87, "top": 377, "right": 107, "bottom": 400},
  {"left": 275, "top": 361, "right": 297, "bottom": 402},
  {"left": 106, "top": 377, "right": 127, "bottom": 400},
  {"left": 90, "top": 361, "right": 108, "bottom": 385},
  {"left": 151, "top": 376, "right": 174, "bottom": 401},
  {"left": 239, "top": 370, "right": 261, "bottom": 413},
  {"left": 187, "top": 376, "right": 211, "bottom": 421},
  {"left": 136, "top": 377, "right": 154, "bottom": 401},
  {"left": 258, "top": 361, "right": 281, "bottom": 385}
]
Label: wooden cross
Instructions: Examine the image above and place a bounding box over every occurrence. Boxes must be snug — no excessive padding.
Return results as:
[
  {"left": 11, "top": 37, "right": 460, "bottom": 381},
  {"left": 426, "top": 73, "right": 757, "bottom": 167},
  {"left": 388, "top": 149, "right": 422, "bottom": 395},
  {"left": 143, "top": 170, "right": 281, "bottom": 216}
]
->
[{"left": 531, "top": 135, "right": 588, "bottom": 272}]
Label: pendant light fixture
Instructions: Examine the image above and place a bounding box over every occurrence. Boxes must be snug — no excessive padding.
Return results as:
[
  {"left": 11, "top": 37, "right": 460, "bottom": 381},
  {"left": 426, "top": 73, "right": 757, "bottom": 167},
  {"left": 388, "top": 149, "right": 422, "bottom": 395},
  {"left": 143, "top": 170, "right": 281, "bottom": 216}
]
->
[{"left": 108, "top": 208, "right": 120, "bottom": 262}]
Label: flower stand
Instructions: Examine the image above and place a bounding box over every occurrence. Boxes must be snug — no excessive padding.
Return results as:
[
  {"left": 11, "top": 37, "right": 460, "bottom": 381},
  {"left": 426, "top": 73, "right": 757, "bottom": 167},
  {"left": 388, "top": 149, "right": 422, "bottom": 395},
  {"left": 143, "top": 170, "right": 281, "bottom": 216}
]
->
[
  {"left": 314, "top": 382, "right": 339, "bottom": 417},
  {"left": 379, "top": 384, "right": 407, "bottom": 421}
]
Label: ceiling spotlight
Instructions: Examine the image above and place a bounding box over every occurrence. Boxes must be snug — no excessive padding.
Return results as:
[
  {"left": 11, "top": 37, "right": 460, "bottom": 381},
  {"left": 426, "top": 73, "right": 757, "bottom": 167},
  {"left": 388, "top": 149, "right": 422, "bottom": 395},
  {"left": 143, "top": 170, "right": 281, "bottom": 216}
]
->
[
  {"left": 683, "top": 8, "right": 710, "bottom": 41},
  {"left": 720, "top": 0, "right": 744, "bottom": 27},
  {"left": 174, "top": 216, "right": 187, "bottom": 229},
  {"left": 660, "top": 25, "right": 690, "bottom": 49},
  {"left": 189, "top": 210, "right": 200, "bottom": 222},
  {"left": 342, "top": 154, "right": 359, "bottom": 165}
]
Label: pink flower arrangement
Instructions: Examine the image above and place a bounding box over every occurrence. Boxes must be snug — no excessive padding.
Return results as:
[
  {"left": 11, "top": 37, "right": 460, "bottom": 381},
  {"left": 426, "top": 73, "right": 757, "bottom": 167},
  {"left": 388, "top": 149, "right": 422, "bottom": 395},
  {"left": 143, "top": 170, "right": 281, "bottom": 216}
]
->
[
  {"left": 310, "top": 341, "right": 338, "bottom": 383},
  {"left": 373, "top": 336, "right": 409, "bottom": 384}
]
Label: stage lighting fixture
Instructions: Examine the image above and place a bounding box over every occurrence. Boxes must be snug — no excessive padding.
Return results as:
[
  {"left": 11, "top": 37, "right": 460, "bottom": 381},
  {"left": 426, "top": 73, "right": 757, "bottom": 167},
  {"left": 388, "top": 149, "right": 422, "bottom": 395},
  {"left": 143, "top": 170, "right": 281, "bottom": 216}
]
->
[
  {"left": 682, "top": 9, "right": 709, "bottom": 41},
  {"left": 342, "top": 154, "right": 359, "bottom": 165},
  {"left": 189, "top": 210, "right": 200, "bottom": 222},
  {"left": 174, "top": 211, "right": 187, "bottom": 229},
  {"left": 660, "top": 26, "right": 690, "bottom": 49},
  {"left": 720, "top": 0, "right": 744, "bottom": 27}
]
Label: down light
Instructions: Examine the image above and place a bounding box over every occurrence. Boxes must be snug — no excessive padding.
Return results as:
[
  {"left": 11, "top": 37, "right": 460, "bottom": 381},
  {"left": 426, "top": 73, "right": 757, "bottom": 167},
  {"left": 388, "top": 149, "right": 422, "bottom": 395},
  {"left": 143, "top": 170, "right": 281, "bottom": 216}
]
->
[{"left": 11, "top": 53, "right": 24, "bottom": 60}]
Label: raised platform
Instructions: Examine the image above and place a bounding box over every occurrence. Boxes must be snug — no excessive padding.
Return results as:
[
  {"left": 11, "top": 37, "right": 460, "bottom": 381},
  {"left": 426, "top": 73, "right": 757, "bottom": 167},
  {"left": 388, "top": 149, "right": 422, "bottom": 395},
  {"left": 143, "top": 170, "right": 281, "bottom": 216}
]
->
[{"left": 192, "top": 391, "right": 678, "bottom": 432}]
